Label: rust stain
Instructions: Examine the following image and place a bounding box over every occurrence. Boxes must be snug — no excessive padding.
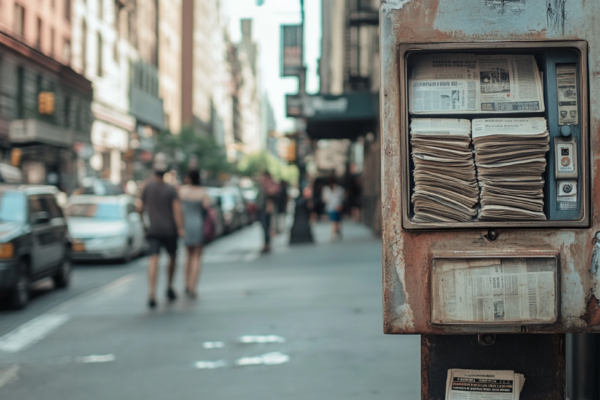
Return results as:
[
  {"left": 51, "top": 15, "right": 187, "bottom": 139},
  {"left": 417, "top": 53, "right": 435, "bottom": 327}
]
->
[
  {"left": 391, "top": 0, "right": 549, "bottom": 43},
  {"left": 582, "top": 295, "right": 600, "bottom": 326}
]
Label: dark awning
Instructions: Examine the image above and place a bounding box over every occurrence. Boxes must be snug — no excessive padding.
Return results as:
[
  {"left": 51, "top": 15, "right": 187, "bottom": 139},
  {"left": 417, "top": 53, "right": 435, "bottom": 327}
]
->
[{"left": 304, "top": 92, "right": 378, "bottom": 140}]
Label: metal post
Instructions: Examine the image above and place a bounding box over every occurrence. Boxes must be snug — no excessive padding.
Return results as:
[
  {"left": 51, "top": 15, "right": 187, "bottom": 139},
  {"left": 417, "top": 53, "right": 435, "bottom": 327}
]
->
[
  {"left": 568, "top": 334, "right": 600, "bottom": 400},
  {"left": 288, "top": 1, "right": 314, "bottom": 245}
]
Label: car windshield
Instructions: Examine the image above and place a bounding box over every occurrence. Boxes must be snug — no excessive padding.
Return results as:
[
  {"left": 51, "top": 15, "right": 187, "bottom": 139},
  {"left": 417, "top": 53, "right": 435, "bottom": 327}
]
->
[
  {"left": 66, "top": 203, "right": 123, "bottom": 220},
  {"left": 220, "top": 193, "right": 237, "bottom": 210},
  {"left": 0, "top": 191, "right": 26, "bottom": 223}
]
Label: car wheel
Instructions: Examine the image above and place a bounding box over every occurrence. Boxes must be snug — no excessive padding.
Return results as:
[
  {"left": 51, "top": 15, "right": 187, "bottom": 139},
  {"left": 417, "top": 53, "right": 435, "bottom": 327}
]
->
[
  {"left": 9, "top": 260, "right": 30, "bottom": 310},
  {"left": 53, "top": 257, "right": 71, "bottom": 289}
]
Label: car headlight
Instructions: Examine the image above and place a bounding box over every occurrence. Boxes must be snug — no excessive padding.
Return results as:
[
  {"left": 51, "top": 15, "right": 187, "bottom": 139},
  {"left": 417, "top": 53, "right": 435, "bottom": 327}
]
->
[{"left": 0, "top": 243, "right": 14, "bottom": 259}]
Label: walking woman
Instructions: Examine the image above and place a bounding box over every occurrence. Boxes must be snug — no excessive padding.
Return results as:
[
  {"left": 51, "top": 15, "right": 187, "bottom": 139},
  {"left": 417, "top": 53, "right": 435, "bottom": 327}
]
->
[{"left": 179, "top": 170, "right": 211, "bottom": 298}]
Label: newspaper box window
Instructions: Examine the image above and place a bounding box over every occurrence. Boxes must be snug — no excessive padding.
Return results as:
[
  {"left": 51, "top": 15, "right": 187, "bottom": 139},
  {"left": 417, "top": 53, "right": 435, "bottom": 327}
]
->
[{"left": 398, "top": 43, "right": 589, "bottom": 230}]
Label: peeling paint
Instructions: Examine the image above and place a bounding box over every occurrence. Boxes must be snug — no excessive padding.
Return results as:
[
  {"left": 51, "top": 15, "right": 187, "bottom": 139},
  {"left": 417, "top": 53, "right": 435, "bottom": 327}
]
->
[
  {"left": 582, "top": 295, "right": 600, "bottom": 326},
  {"left": 381, "top": 0, "right": 413, "bottom": 14}
]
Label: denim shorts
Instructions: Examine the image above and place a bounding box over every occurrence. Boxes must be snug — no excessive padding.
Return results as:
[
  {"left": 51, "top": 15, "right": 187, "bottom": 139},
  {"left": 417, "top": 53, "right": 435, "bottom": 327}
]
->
[
  {"left": 147, "top": 236, "right": 178, "bottom": 256},
  {"left": 328, "top": 211, "right": 342, "bottom": 222}
]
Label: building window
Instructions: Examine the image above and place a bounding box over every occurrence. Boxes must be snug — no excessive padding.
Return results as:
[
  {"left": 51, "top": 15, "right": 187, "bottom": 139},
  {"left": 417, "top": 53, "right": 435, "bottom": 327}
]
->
[
  {"left": 63, "top": 39, "right": 71, "bottom": 64},
  {"left": 16, "top": 67, "right": 24, "bottom": 119},
  {"left": 97, "top": 32, "right": 103, "bottom": 77},
  {"left": 50, "top": 28, "right": 55, "bottom": 56},
  {"left": 64, "top": 0, "right": 71, "bottom": 21},
  {"left": 64, "top": 96, "right": 71, "bottom": 127},
  {"left": 13, "top": 3, "right": 25, "bottom": 36},
  {"left": 36, "top": 17, "right": 42, "bottom": 48},
  {"left": 81, "top": 19, "right": 87, "bottom": 73}
]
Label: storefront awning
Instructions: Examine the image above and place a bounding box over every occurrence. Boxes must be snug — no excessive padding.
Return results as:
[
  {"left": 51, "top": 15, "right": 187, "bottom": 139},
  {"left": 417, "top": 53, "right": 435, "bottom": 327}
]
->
[{"left": 304, "top": 92, "right": 378, "bottom": 140}]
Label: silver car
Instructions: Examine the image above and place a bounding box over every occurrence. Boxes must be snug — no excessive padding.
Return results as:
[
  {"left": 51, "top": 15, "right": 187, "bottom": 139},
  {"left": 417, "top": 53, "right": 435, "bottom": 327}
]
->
[{"left": 65, "top": 195, "right": 146, "bottom": 262}]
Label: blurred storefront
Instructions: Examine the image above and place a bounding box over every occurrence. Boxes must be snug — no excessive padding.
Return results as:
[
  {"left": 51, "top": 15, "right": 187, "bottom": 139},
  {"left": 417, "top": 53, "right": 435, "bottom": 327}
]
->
[
  {"left": 0, "top": 29, "right": 93, "bottom": 192},
  {"left": 89, "top": 102, "right": 134, "bottom": 183}
]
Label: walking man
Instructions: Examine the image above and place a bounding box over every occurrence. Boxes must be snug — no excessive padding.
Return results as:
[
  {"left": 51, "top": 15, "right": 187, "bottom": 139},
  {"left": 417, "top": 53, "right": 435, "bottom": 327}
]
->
[{"left": 140, "top": 163, "right": 184, "bottom": 308}]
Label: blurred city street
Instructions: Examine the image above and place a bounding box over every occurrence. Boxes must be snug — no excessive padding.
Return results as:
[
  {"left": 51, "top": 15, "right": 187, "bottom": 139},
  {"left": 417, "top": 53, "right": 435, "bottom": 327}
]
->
[{"left": 0, "top": 222, "right": 419, "bottom": 399}]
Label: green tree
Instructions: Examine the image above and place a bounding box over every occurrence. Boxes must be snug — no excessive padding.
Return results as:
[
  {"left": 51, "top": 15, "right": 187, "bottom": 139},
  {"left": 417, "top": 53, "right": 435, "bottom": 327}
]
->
[
  {"left": 155, "top": 126, "right": 233, "bottom": 178},
  {"left": 237, "top": 151, "right": 299, "bottom": 184}
]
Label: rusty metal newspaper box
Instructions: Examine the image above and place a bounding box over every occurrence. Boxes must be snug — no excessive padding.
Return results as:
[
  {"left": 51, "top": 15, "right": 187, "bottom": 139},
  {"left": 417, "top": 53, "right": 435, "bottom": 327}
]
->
[{"left": 380, "top": 1, "right": 600, "bottom": 335}]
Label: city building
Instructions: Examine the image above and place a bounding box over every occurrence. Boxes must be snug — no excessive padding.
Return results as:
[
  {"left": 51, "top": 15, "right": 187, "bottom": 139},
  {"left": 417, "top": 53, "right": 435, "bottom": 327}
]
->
[
  {"left": 225, "top": 19, "right": 261, "bottom": 160},
  {"left": 182, "top": 0, "right": 218, "bottom": 136},
  {"left": 129, "top": 0, "right": 164, "bottom": 180},
  {"left": 158, "top": 0, "right": 182, "bottom": 134},
  {"left": 316, "top": 0, "right": 381, "bottom": 233},
  {"left": 0, "top": 0, "right": 93, "bottom": 191},
  {"left": 72, "top": 0, "right": 164, "bottom": 184}
]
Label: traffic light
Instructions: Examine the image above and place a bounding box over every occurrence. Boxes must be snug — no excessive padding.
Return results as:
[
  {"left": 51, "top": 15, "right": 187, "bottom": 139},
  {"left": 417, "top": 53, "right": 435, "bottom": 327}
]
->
[
  {"left": 38, "top": 92, "right": 55, "bottom": 115},
  {"left": 10, "top": 148, "right": 22, "bottom": 167}
]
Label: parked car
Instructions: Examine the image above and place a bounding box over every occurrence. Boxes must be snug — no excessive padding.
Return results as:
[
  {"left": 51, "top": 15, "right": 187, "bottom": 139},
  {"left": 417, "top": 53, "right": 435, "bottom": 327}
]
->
[
  {"left": 76, "top": 178, "right": 125, "bottom": 196},
  {"left": 242, "top": 187, "right": 259, "bottom": 223},
  {"left": 204, "top": 188, "right": 225, "bottom": 240},
  {"left": 0, "top": 164, "right": 23, "bottom": 184},
  {"left": 65, "top": 195, "right": 145, "bottom": 262},
  {"left": 219, "top": 186, "right": 247, "bottom": 232},
  {"left": 0, "top": 185, "right": 71, "bottom": 309}
]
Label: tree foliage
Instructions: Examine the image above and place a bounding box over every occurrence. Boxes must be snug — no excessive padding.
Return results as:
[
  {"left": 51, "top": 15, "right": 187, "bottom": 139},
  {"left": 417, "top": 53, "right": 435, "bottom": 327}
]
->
[
  {"left": 237, "top": 151, "right": 299, "bottom": 183},
  {"left": 155, "top": 126, "right": 232, "bottom": 178}
]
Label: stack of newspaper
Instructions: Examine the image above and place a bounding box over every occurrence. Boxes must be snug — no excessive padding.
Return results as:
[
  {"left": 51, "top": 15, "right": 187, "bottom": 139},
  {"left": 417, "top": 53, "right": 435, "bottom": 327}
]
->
[
  {"left": 410, "top": 119, "right": 479, "bottom": 222},
  {"left": 446, "top": 369, "right": 525, "bottom": 400},
  {"left": 472, "top": 118, "right": 549, "bottom": 220}
]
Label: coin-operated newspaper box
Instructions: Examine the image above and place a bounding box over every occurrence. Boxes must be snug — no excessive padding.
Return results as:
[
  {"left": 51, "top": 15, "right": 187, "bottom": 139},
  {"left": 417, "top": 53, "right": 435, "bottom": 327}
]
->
[{"left": 380, "top": 1, "right": 600, "bottom": 399}]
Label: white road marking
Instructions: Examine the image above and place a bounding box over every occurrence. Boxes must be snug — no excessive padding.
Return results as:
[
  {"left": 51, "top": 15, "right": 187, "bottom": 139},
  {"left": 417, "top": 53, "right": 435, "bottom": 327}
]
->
[
  {"left": 239, "top": 335, "right": 286, "bottom": 344},
  {"left": 77, "top": 354, "right": 115, "bottom": 363},
  {"left": 0, "top": 314, "right": 70, "bottom": 353},
  {"left": 0, "top": 364, "right": 19, "bottom": 389},
  {"left": 194, "top": 360, "right": 226, "bottom": 369},
  {"left": 202, "top": 341, "right": 224, "bottom": 349},
  {"left": 236, "top": 352, "right": 290, "bottom": 366}
]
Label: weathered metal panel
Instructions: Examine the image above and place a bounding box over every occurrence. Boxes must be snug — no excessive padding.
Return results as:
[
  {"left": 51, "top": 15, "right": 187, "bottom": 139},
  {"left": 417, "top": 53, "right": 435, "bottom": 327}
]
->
[{"left": 380, "top": 0, "right": 600, "bottom": 334}]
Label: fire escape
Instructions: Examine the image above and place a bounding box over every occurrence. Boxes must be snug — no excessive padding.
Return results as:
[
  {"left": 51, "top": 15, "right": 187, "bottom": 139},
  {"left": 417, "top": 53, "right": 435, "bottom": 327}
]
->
[{"left": 344, "top": 0, "right": 379, "bottom": 92}]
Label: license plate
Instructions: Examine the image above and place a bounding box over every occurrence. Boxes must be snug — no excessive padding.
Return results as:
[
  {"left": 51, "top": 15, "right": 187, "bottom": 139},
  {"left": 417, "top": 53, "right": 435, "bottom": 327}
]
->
[{"left": 72, "top": 242, "right": 85, "bottom": 252}]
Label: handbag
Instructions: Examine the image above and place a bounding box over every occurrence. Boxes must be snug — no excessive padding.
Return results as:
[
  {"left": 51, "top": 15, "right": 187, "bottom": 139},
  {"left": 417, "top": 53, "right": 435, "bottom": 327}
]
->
[{"left": 203, "top": 207, "right": 216, "bottom": 242}]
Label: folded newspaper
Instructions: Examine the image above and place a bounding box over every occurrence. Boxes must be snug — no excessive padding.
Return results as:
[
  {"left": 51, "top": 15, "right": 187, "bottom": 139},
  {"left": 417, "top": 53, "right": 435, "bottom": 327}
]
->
[
  {"left": 472, "top": 118, "right": 549, "bottom": 220},
  {"left": 410, "top": 119, "right": 479, "bottom": 222},
  {"left": 431, "top": 257, "right": 558, "bottom": 324},
  {"left": 409, "top": 54, "right": 544, "bottom": 114},
  {"left": 446, "top": 369, "right": 525, "bottom": 400}
]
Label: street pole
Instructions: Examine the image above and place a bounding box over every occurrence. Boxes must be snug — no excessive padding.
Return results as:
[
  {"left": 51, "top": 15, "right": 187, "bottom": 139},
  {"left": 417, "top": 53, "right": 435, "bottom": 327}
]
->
[{"left": 288, "top": 0, "right": 314, "bottom": 245}]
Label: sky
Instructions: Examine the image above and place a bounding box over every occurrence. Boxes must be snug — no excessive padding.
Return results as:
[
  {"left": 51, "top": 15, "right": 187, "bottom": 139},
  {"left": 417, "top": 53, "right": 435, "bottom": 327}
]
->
[{"left": 220, "top": 0, "right": 322, "bottom": 133}]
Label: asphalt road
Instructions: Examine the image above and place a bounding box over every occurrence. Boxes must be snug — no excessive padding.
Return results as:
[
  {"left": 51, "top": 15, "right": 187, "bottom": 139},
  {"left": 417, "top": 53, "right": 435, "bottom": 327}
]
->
[{"left": 0, "top": 221, "right": 420, "bottom": 399}]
